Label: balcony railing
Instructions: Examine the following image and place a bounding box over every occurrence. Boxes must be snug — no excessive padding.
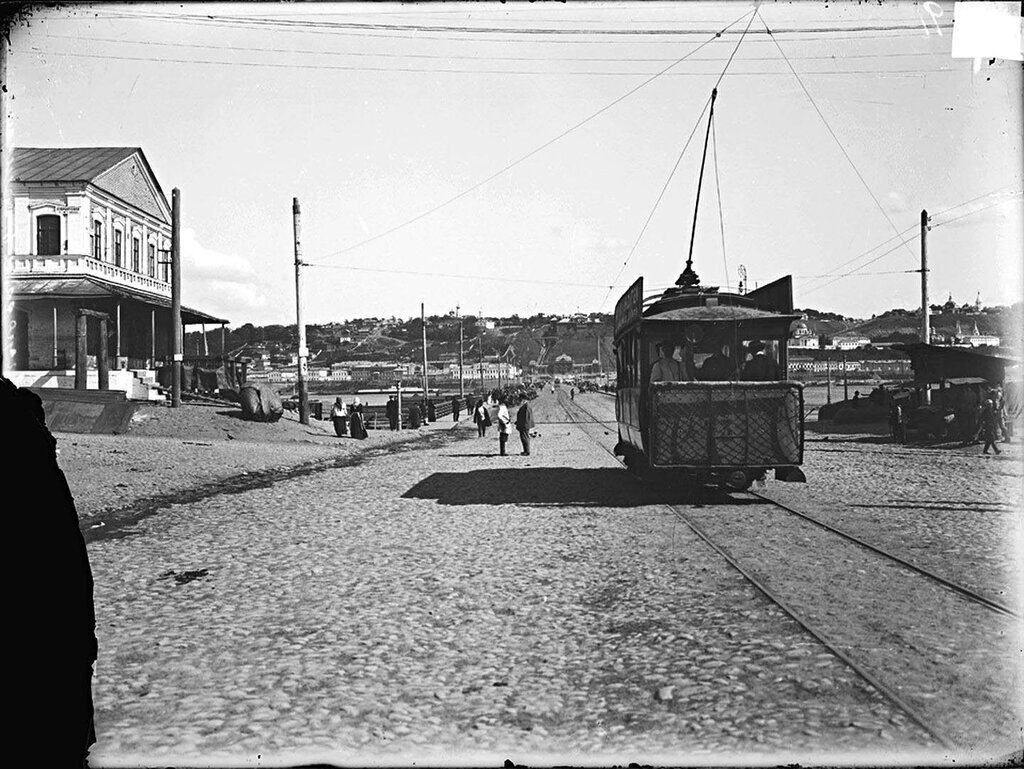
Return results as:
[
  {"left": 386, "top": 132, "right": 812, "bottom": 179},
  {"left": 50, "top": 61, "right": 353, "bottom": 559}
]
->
[{"left": 10, "top": 253, "right": 171, "bottom": 298}]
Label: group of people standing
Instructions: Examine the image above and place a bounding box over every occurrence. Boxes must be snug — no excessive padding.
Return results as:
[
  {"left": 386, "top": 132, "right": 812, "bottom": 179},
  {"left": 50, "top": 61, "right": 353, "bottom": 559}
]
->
[
  {"left": 473, "top": 396, "right": 535, "bottom": 455},
  {"left": 650, "top": 337, "right": 778, "bottom": 383},
  {"left": 329, "top": 397, "right": 368, "bottom": 439}
]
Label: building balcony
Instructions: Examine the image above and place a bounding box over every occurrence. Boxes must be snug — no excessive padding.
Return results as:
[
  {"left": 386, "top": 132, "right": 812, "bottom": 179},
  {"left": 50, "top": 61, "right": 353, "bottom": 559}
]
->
[{"left": 10, "top": 253, "right": 171, "bottom": 299}]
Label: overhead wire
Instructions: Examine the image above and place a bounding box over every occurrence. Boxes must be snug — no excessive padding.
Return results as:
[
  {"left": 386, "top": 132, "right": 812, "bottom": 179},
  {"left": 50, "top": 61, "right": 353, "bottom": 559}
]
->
[
  {"left": 301, "top": 8, "right": 758, "bottom": 266},
  {"left": 35, "top": 33, "right": 953, "bottom": 63},
  {"left": 598, "top": 8, "right": 757, "bottom": 311},
  {"left": 799, "top": 196, "right": 1017, "bottom": 298},
  {"left": 306, "top": 263, "right": 621, "bottom": 289},
  {"left": 81, "top": 10, "right": 954, "bottom": 44},
  {"left": 27, "top": 48, "right": 964, "bottom": 77},
  {"left": 799, "top": 186, "right": 1022, "bottom": 292},
  {"left": 756, "top": 7, "right": 919, "bottom": 265},
  {"left": 85, "top": 11, "right": 954, "bottom": 37},
  {"left": 711, "top": 112, "right": 729, "bottom": 290}
]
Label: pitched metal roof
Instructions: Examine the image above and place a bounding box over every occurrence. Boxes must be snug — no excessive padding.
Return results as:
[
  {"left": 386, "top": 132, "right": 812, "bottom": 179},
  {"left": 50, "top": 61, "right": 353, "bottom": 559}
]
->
[{"left": 11, "top": 147, "right": 143, "bottom": 183}]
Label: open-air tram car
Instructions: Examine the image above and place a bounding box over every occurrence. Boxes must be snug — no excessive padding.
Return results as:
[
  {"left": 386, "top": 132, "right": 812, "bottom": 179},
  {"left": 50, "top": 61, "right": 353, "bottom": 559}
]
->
[{"left": 612, "top": 266, "right": 806, "bottom": 490}]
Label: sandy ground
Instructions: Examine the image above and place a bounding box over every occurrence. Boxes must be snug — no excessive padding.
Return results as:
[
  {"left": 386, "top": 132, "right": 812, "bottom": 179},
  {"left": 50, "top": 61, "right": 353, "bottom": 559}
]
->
[{"left": 56, "top": 401, "right": 459, "bottom": 520}]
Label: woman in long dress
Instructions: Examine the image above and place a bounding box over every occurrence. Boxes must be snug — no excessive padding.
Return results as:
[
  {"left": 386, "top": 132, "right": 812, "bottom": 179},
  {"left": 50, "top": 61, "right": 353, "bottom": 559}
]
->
[
  {"left": 349, "top": 397, "right": 368, "bottom": 440},
  {"left": 330, "top": 397, "right": 348, "bottom": 437}
]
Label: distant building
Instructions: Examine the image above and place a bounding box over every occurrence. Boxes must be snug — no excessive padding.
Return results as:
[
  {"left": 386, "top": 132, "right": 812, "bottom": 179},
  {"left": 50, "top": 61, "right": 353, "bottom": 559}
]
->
[
  {"left": 787, "top": 322, "right": 820, "bottom": 350},
  {"left": 828, "top": 333, "right": 870, "bottom": 350}
]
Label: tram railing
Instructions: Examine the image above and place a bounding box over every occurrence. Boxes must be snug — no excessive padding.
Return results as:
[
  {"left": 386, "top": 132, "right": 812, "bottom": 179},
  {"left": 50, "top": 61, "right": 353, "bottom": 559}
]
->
[{"left": 649, "top": 381, "right": 803, "bottom": 467}]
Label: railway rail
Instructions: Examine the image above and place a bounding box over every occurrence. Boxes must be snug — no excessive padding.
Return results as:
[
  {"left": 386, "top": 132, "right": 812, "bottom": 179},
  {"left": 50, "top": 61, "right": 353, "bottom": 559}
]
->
[{"left": 555, "top": 390, "right": 1021, "bottom": 752}]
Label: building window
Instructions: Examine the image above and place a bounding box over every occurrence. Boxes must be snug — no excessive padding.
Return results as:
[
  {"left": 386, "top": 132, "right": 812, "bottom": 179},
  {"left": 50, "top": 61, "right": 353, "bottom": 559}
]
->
[
  {"left": 37, "top": 214, "right": 61, "bottom": 256},
  {"left": 132, "top": 237, "right": 141, "bottom": 272},
  {"left": 114, "top": 230, "right": 123, "bottom": 267},
  {"left": 148, "top": 243, "right": 156, "bottom": 277},
  {"left": 92, "top": 220, "right": 103, "bottom": 260},
  {"left": 160, "top": 247, "right": 169, "bottom": 282}
]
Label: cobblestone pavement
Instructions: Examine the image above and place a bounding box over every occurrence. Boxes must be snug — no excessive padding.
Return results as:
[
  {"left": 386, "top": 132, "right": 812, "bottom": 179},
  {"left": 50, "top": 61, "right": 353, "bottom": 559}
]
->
[{"left": 80, "top": 390, "right": 1017, "bottom": 766}]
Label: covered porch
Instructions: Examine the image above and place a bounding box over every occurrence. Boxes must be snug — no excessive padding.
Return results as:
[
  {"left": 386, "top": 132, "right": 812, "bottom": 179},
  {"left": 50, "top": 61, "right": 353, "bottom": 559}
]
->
[{"left": 9, "top": 275, "right": 228, "bottom": 400}]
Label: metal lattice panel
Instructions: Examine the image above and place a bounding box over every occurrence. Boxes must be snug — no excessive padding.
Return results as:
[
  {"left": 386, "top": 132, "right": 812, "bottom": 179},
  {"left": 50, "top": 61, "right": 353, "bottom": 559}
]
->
[{"left": 650, "top": 383, "right": 802, "bottom": 467}]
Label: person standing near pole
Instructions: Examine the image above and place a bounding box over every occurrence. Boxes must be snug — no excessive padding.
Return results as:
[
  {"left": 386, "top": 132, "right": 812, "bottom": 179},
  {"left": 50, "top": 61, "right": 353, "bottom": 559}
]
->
[{"left": 515, "top": 395, "right": 535, "bottom": 455}]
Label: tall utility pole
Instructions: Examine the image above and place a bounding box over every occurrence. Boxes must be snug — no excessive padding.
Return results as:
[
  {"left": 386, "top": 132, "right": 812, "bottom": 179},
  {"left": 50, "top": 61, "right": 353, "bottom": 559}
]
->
[
  {"left": 457, "top": 305, "right": 465, "bottom": 400},
  {"left": 171, "top": 188, "right": 182, "bottom": 407},
  {"left": 826, "top": 357, "right": 832, "bottom": 404},
  {"left": 921, "top": 208, "right": 931, "bottom": 405},
  {"left": 421, "top": 303, "right": 429, "bottom": 417},
  {"left": 842, "top": 352, "right": 849, "bottom": 401},
  {"left": 920, "top": 209, "right": 930, "bottom": 345},
  {"left": 477, "top": 318, "right": 484, "bottom": 391},
  {"left": 293, "top": 197, "right": 309, "bottom": 425}
]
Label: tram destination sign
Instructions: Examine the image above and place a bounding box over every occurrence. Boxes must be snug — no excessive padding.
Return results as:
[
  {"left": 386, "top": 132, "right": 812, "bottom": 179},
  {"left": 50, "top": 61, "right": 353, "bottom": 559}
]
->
[{"left": 614, "top": 276, "right": 644, "bottom": 335}]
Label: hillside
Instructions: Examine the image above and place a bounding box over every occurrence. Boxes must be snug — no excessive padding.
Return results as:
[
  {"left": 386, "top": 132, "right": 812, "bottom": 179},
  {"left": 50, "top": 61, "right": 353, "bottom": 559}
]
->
[{"left": 188, "top": 301, "right": 1022, "bottom": 368}]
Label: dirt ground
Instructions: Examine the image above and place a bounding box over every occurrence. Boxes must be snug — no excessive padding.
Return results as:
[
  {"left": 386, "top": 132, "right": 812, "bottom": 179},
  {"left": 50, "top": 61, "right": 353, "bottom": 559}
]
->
[{"left": 56, "top": 401, "right": 456, "bottom": 520}]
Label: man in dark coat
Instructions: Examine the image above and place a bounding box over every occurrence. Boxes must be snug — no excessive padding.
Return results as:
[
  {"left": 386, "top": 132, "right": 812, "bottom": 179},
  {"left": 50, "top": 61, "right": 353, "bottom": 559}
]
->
[
  {"left": 515, "top": 397, "right": 536, "bottom": 455},
  {"left": 741, "top": 341, "right": 779, "bottom": 381},
  {"left": 4, "top": 377, "right": 98, "bottom": 766},
  {"left": 699, "top": 342, "right": 736, "bottom": 381},
  {"left": 386, "top": 395, "right": 399, "bottom": 430}
]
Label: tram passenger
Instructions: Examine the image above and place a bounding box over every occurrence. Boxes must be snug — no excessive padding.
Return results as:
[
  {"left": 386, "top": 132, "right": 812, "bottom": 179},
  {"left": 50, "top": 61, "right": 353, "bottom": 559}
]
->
[
  {"left": 741, "top": 341, "right": 779, "bottom": 381},
  {"left": 671, "top": 342, "right": 697, "bottom": 381},
  {"left": 699, "top": 341, "right": 736, "bottom": 381},
  {"left": 650, "top": 342, "right": 682, "bottom": 382}
]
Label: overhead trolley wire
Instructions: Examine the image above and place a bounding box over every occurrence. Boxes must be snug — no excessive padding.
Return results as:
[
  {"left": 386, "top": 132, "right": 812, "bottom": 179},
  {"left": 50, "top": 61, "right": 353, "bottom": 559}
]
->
[
  {"left": 28, "top": 49, "right": 968, "bottom": 77},
  {"left": 799, "top": 195, "right": 1019, "bottom": 298},
  {"left": 86, "top": 10, "right": 953, "bottom": 44},
  {"left": 301, "top": 8, "right": 758, "bottom": 267},
  {"left": 35, "top": 33, "right": 954, "bottom": 64},
  {"left": 757, "top": 8, "right": 919, "bottom": 265},
  {"left": 598, "top": 7, "right": 757, "bottom": 311},
  {"left": 711, "top": 113, "right": 729, "bottom": 290},
  {"left": 87, "top": 10, "right": 954, "bottom": 37},
  {"left": 799, "top": 186, "right": 1022, "bottom": 292},
  {"left": 307, "top": 263, "right": 621, "bottom": 289}
]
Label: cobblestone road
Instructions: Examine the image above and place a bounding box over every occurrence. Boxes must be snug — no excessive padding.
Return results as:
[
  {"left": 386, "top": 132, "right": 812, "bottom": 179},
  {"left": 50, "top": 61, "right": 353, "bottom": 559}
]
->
[{"left": 83, "top": 390, "right": 1019, "bottom": 766}]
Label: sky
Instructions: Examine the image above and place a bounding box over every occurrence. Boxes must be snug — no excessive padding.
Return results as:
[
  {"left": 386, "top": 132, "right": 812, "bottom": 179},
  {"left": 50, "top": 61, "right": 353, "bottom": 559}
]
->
[{"left": 4, "top": 1, "right": 1023, "bottom": 327}]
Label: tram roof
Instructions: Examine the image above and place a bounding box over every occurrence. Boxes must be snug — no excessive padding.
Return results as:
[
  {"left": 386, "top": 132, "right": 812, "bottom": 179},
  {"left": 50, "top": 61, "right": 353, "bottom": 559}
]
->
[{"left": 642, "top": 304, "right": 800, "bottom": 323}]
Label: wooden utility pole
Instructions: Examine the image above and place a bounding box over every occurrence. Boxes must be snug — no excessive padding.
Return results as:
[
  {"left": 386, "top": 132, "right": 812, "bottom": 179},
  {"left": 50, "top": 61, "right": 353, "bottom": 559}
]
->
[
  {"left": 477, "top": 316, "right": 484, "bottom": 391},
  {"left": 421, "top": 303, "right": 429, "bottom": 420},
  {"left": 921, "top": 209, "right": 930, "bottom": 345},
  {"left": 293, "top": 197, "right": 309, "bottom": 425},
  {"left": 921, "top": 209, "right": 930, "bottom": 405},
  {"left": 457, "top": 305, "right": 465, "bottom": 400},
  {"left": 843, "top": 352, "right": 849, "bottom": 401},
  {"left": 826, "top": 357, "right": 832, "bottom": 404},
  {"left": 171, "top": 188, "right": 182, "bottom": 407}
]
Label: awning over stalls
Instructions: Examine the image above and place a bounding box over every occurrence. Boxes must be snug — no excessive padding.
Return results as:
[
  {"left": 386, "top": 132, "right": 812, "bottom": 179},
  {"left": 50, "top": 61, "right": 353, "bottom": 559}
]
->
[
  {"left": 892, "top": 343, "right": 1019, "bottom": 385},
  {"left": 10, "top": 275, "right": 228, "bottom": 325}
]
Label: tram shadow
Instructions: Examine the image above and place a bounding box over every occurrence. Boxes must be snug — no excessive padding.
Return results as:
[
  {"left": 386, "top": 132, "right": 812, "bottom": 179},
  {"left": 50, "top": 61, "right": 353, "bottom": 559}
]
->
[{"left": 402, "top": 468, "right": 758, "bottom": 508}]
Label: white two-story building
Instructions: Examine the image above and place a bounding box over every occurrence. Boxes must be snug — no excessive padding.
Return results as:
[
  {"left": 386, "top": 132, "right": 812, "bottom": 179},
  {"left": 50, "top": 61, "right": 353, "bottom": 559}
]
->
[{"left": 6, "top": 147, "right": 227, "bottom": 398}]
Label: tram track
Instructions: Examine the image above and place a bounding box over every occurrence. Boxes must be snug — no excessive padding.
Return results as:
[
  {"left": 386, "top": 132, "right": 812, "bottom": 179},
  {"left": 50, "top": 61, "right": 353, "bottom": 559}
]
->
[
  {"left": 557, "top": 391, "right": 1021, "bottom": 752},
  {"left": 560, "top": 390, "right": 1018, "bottom": 619}
]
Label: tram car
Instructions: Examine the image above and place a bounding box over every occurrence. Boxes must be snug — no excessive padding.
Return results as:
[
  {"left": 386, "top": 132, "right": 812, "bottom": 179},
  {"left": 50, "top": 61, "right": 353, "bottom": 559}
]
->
[{"left": 612, "top": 269, "right": 806, "bottom": 490}]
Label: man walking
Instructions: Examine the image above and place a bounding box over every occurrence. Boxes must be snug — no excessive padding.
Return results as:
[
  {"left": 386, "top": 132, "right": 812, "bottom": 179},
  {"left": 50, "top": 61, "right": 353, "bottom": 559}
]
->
[{"left": 515, "top": 396, "right": 535, "bottom": 455}]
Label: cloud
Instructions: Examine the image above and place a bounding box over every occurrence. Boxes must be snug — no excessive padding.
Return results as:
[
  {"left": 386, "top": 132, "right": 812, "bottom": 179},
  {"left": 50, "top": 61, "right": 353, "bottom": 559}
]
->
[
  {"left": 885, "top": 190, "right": 911, "bottom": 214},
  {"left": 930, "top": 189, "right": 1022, "bottom": 230},
  {"left": 178, "top": 228, "right": 274, "bottom": 323}
]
